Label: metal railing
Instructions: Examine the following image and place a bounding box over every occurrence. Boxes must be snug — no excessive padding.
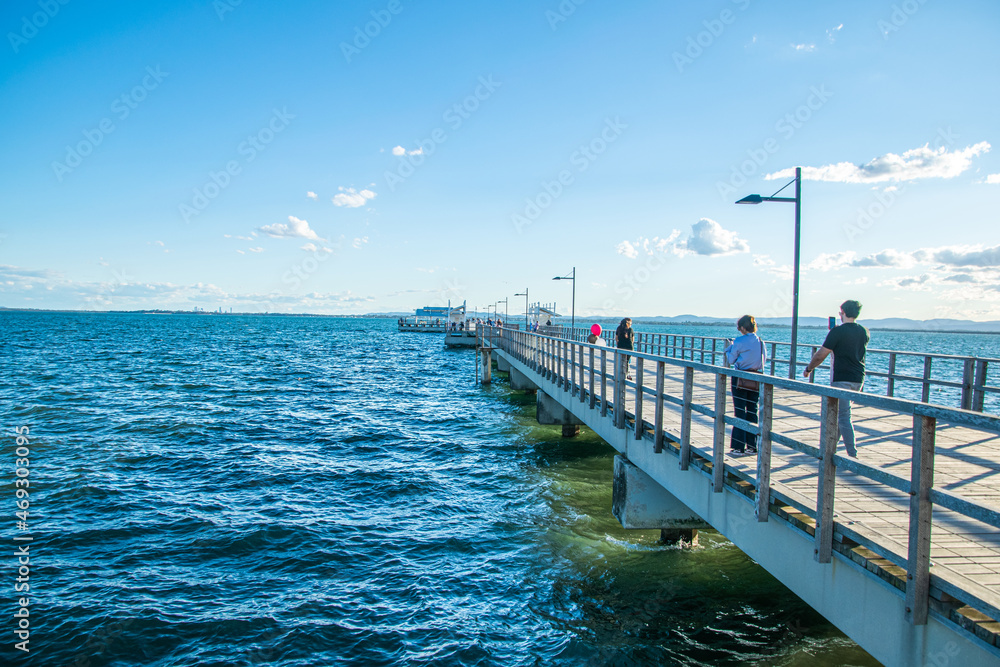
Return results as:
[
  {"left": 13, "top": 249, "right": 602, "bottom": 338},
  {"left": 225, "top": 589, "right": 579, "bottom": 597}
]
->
[
  {"left": 478, "top": 325, "right": 1000, "bottom": 637},
  {"left": 530, "top": 326, "right": 998, "bottom": 414}
]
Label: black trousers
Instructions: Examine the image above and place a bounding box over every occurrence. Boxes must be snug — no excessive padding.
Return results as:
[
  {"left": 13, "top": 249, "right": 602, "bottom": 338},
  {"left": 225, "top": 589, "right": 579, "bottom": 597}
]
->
[{"left": 730, "top": 376, "right": 760, "bottom": 452}]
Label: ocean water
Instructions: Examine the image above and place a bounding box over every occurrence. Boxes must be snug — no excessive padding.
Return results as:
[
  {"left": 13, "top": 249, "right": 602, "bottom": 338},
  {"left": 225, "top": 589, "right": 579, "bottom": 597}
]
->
[{"left": 0, "top": 311, "right": 926, "bottom": 666}]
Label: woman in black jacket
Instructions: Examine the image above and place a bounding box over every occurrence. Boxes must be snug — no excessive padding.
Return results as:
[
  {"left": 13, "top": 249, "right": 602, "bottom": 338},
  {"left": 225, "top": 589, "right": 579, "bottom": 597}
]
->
[{"left": 615, "top": 318, "right": 634, "bottom": 380}]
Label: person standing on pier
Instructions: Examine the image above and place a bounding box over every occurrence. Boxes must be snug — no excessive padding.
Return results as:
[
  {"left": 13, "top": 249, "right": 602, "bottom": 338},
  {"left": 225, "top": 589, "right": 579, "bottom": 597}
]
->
[
  {"left": 803, "top": 300, "right": 870, "bottom": 458},
  {"left": 725, "top": 315, "right": 766, "bottom": 456},
  {"left": 615, "top": 318, "right": 634, "bottom": 380}
]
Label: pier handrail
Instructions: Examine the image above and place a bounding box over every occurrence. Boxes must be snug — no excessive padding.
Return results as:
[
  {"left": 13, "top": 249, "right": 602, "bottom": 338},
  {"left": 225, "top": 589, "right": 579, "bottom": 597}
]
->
[
  {"left": 479, "top": 325, "right": 1000, "bottom": 633},
  {"left": 534, "top": 325, "right": 998, "bottom": 413}
]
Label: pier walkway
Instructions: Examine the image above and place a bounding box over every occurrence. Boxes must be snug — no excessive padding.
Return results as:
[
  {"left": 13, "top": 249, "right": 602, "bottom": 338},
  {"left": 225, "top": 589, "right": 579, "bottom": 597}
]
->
[{"left": 477, "top": 326, "right": 1000, "bottom": 667}]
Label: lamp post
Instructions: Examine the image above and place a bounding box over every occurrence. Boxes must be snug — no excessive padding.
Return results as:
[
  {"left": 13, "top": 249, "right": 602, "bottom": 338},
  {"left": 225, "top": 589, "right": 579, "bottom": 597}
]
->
[
  {"left": 736, "top": 166, "right": 801, "bottom": 379},
  {"left": 514, "top": 289, "right": 529, "bottom": 329},
  {"left": 552, "top": 267, "right": 576, "bottom": 332},
  {"left": 497, "top": 298, "right": 508, "bottom": 325}
]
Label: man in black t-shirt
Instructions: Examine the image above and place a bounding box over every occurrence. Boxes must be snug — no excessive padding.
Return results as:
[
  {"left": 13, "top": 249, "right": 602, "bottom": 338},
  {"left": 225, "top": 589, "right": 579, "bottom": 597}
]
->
[{"left": 803, "top": 300, "right": 870, "bottom": 457}]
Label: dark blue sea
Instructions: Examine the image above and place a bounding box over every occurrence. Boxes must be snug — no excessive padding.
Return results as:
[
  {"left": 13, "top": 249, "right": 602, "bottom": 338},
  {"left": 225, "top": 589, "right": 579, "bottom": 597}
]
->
[{"left": 10, "top": 311, "right": 991, "bottom": 666}]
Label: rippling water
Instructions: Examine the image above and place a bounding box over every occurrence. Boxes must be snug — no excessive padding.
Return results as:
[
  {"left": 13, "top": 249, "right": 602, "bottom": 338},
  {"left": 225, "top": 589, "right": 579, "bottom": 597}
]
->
[{"left": 2, "top": 312, "right": 888, "bottom": 666}]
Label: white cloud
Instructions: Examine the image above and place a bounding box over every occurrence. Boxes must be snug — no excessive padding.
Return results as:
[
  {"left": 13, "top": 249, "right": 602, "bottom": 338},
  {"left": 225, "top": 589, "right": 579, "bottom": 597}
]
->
[
  {"left": 301, "top": 242, "right": 333, "bottom": 254},
  {"left": 826, "top": 23, "right": 843, "bottom": 42},
  {"left": 616, "top": 240, "right": 638, "bottom": 259},
  {"left": 767, "top": 142, "right": 991, "bottom": 183},
  {"left": 306, "top": 191, "right": 318, "bottom": 200},
  {"left": 678, "top": 219, "right": 749, "bottom": 256},
  {"left": 352, "top": 236, "right": 369, "bottom": 249},
  {"left": 392, "top": 145, "right": 423, "bottom": 156},
  {"left": 0, "top": 264, "right": 377, "bottom": 313},
  {"left": 332, "top": 187, "right": 377, "bottom": 208},
  {"left": 792, "top": 43, "right": 816, "bottom": 52},
  {"left": 930, "top": 244, "right": 1000, "bottom": 268},
  {"left": 617, "top": 224, "right": 747, "bottom": 260},
  {"left": 258, "top": 215, "right": 322, "bottom": 240},
  {"left": 986, "top": 174, "right": 1000, "bottom": 184},
  {"left": 248, "top": 247, "right": 264, "bottom": 253}
]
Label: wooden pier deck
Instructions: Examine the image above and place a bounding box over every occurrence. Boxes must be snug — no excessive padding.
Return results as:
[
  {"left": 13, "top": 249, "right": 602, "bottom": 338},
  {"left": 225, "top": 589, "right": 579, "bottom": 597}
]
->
[{"left": 479, "top": 327, "right": 1000, "bottom": 666}]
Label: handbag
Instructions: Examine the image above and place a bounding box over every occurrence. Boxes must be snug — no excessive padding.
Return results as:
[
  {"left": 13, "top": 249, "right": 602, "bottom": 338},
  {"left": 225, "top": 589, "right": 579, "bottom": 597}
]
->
[{"left": 735, "top": 337, "right": 765, "bottom": 392}]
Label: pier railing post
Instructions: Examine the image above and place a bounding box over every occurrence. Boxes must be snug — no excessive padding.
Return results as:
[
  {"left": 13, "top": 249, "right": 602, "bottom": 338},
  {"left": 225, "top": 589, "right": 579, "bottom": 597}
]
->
[
  {"left": 654, "top": 361, "right": 665, "bottom": 453},
  {"left": 756, "top": 383, "right": 773, "bottom": 522},
  {"left": 887, "top": 352, "right": 897, "bottom": 397},
  {"left": 600, "top": 348, "right": 608, "bottom": 416},
  {"left": 973, "top": 360, "right": 987, "bottom": 412},
  {"left": 614, "top": 350, "right": 625, "bottom": 428},
  {"left": 961, "top": 358, "right": 974, "bottom": 410},
  {"left": 579, "top": 343, "right": 586, "bottom": 403},
  {"left": 589, "top": 347, "right": 596, "bottom": 409},
  {"left": 679, "top": 367, "right": 693, "bottom": 470},
  {"left": 906, "top": 414, "right": 936, "bottom": 625},
  {"left": 921, "top": 357, "right": 932, "bottom": 403},
  {"left": 634, "top": 357, "right": 644, "bottom": 440},
  {"left": 713, "top": 372, "right": 727, "bottom": 493},
  {"left": 815, "top": 395, "right": 838, "bottom": 563},
  {"left": 569, "top": 341, "right": 576, "bottom": 395}
]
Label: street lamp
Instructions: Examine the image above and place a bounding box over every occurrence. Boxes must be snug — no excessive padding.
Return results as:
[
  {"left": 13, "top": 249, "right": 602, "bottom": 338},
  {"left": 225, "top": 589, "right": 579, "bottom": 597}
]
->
[
  {"left": 552, "top": 266, "right": 576, "bottom": 331},
  {"left": 497, "top": 298, "right": 508, "bottom": 324},
  {"left": 514, "top": 289, "right": 529, "bottom": 329},
  {"left": 736, "top": 166, "right": 801, "bottom": 379}
]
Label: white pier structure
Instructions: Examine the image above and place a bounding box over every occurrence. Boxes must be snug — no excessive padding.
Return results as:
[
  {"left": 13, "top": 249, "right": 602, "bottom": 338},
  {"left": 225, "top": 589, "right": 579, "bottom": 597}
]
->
[{"left": 477, "top": 326, "right": 1000, "bottom": 667}]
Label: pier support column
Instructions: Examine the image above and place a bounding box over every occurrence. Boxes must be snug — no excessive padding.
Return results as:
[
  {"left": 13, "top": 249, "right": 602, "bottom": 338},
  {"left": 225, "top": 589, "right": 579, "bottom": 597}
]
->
[
  {"left": 612, "top": 456, "right": 709, "bottom": 544},
  {"left": 660, "top": 528, "right": 699, "bottom": 546},
  {"left": 496, "top": 356, "right": 511, "bottom": 373},
  {"left": 510, "top": 367, "right": 539, "bottom": 393},
  {"left": 481, "top": 348, "right": 492, "bottom": 384},
  {"left": 536, "top": 391, "right": 583, "bottom": 427}
]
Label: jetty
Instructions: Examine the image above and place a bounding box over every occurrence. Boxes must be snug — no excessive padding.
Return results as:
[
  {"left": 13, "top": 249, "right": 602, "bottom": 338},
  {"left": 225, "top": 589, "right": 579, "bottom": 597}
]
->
[{"left": 475, "top": 325, "right": 1000, "bottom": 667}]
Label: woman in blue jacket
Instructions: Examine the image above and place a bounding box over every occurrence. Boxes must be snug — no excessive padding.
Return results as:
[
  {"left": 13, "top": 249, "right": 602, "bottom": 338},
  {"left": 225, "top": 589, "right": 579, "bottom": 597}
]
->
[{"left": 724, "top": 315, "right": 767, "bottom": 455}]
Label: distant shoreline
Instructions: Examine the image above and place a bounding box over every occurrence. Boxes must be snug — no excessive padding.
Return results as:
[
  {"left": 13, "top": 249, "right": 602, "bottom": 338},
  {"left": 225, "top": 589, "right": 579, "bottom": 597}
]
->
[{"left": 3, "top": 307, "right": 1000, "bottom": 335}]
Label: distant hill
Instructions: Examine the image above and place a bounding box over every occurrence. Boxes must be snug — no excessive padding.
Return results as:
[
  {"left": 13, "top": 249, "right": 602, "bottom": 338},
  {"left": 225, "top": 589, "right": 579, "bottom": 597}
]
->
[{"left": 623, "top": 314, "right": 1000, "bottom": 333}]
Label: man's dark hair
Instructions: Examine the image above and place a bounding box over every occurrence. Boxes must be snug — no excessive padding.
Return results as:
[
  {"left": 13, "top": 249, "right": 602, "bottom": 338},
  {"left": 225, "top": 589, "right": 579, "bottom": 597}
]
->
[{"left": 841, "top": 300, "right": 862, "bottom": 319}]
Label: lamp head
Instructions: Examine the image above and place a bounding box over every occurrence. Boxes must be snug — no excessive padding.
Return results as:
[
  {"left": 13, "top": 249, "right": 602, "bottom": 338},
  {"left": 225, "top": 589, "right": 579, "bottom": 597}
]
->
[{"left": 736, "top": 194, "right": 764, "bottom": 205}]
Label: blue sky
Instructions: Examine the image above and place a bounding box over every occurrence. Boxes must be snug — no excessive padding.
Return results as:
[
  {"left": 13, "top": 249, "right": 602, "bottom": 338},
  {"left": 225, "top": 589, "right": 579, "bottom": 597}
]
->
[{"left": 2, "top": 0, "right": 999, "bottom": 320}]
